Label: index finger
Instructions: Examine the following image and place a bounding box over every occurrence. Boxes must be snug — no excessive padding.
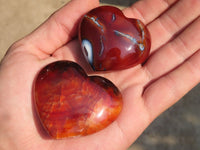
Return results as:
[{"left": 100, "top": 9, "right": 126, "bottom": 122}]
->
[{"left": 19, "top": 0, "right": 99, "bottom": 57}]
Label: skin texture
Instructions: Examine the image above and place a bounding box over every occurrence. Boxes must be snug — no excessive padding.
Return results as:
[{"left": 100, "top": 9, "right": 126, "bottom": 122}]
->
[{"left": 0, "top": 0, "right": 200, "bottom": 149}]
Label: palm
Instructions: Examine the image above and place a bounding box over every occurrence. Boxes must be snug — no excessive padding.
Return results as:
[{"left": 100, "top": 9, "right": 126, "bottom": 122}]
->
[{"left": 0, "top": 0, "right": 200, "bottom": 150}]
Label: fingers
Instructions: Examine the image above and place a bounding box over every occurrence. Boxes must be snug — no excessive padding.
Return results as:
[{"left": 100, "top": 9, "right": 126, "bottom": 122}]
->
[
  {"left": 20, "top": 0, "right": 99, "bottom": 58},
  {"left": 144, "top": 17, "right": 200, "bottom": 82},
  {"left": 123, "top": 0, "right": 177, "bottom": 24},
  {"left": 123, "top": 0, "right": 200, "bottom": 54},
  {"left": 140, "top": 0, "right": 200, "bottom": 121},
  {"left": 148, "top": 0, "right": 200, "bottom": 52},
  {"left": 143, "top": 49, "right": 200, "bottom": 120}
]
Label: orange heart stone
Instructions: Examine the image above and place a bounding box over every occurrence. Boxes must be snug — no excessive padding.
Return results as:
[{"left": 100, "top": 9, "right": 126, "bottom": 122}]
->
[{"left": 33, "top": 61, "right": 122, "bottom": 139}]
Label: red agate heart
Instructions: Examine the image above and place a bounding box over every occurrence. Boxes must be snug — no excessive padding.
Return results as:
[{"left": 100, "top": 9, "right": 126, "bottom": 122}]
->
[
  {"left": 79, "top": 6, "right": 151, "bottom": 71},
  {"left": 34, "top": 61, "right": 122, "bottom": 139}
]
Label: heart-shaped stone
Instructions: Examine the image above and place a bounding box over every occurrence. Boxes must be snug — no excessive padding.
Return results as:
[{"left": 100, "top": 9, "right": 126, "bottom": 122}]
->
[
  {"left": 79, "top": 6, "right": 151, "bottom": 71},
  {"left": 34, "top": 61, "right": 122, "bottom": 139}
]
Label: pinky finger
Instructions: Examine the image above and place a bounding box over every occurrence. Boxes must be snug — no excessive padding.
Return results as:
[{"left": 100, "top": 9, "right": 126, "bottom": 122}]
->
[{"left": 143, "top": 50, "right": 200, "bottom": 121}]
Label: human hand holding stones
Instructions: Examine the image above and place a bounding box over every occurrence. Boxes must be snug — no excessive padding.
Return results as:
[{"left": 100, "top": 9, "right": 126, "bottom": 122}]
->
[{"left": 0, "top": 0, "right": 200, "bottom": 149}]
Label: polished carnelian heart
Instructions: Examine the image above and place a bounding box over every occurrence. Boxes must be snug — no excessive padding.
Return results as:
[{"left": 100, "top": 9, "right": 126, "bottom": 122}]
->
[
  {"left": 79, "top": 6, "right": 151, "bottom": 71},
  {"left": 33, "top": 61, "right": 122, "bottom": 139}
]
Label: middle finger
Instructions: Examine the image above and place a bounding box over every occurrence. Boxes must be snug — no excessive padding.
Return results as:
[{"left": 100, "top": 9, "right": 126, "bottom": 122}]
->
[{"left": 148, "top": 0, "right": 200, "bottom": 52}]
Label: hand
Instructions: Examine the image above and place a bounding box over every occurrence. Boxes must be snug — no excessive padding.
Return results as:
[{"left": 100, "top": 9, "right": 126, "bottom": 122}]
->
[{"left": 0, "top": 0, "right": 200, "bottom": 149}]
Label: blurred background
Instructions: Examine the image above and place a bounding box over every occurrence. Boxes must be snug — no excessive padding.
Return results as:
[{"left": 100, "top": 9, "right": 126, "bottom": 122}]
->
[{"left": 0, "top": 0, "right": 200, "bottom": 149}]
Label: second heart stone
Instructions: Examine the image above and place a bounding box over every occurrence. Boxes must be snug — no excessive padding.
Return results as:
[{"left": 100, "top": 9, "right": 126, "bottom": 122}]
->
[{"left": 79, "top": 6, "right": 151, "bottom": 71}]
